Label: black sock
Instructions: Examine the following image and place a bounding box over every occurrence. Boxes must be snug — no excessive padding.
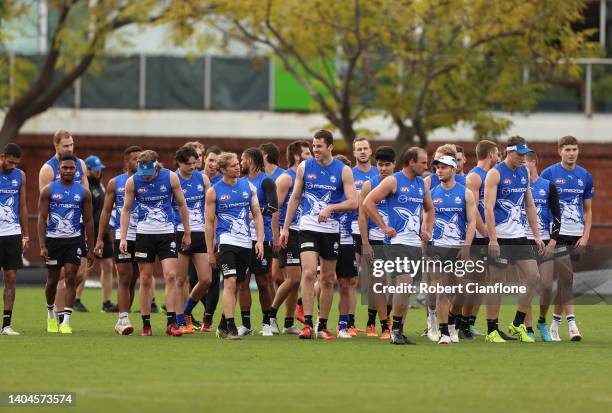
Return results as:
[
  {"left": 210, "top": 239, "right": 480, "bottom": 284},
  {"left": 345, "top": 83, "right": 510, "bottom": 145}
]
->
[
  {"left": 392, "top": 316, "right": 402, "bottom": 331},
  {"left": 367, "top": 308, "right": 377, "bottom": 325},
  {"left": 487, "top": 318, "right": 498, "bottom": 334},
  {"left": 304, "top": 315, "right": 313, "bottom": 327},
  {"left": 284, "top": 317, "right": 294, "bottom": 328},
  {"left": 537, "top": 316, "right": 546, "bottom": 324},
  {"left": 297, "top": 297, "right": 303, "bottom": 306},
  {"left": 262, "top": 310, "right": 270, "bottom": 325},
  {"left": 58, "top": 312, "right": 65, "bottom": 323},
  {"left": 380, "top": 319, "right": 388, "bottom": 331},
  {"left": 440, "top": 323, "right": 450, "bottom": 336},
  {"left": 219, "top": 314, "right": 227, "bottom": 330},
  {"left": 461, "top": 316, "right": 470, "bottom": 330},
  {"left": 270, "top": 307, "right": 278, "bottom": 319},
  {"left": 226, "top": 317, "right": 236, "bottom": 330},
  {"left": 348, "top": 314, "right": 355, "bottom": 328},
  {"left": 3, "top": 310, "right": 12, "bottom": 328},
  {"left": 469, "top": 315, "right": 476, "bottom": 326},
  {"left": 387, "top": 305, "right": 393, "bottom": 318},
  {"left": 167, "top": 312, "right": 176, "bottom": 326},
  {"left": 448, "top": 312, "right": 457, "bottom": 327},
  {"left": 142, "top": 314, "right": 151, "bottom": 329},
  {"left": 75, "top": 298, "right": 81, "bottom": 304},
  {"left": 103, "top": 300, "right": 111, "bottom": 306},
  {"left": 204, "top": 312, "right": 213, "bottom": 324},
  {"left": 241, "top": 310, "right": 251, "bottom": 329},
  {"left": 513, "top": 311, "right": 526, "bottom": 327},
  {"left": 526, "top": 326, "right": 534, "bottom": 333},
  {"left": 318, "top": 318, "right": 328, "bottom": 331}
]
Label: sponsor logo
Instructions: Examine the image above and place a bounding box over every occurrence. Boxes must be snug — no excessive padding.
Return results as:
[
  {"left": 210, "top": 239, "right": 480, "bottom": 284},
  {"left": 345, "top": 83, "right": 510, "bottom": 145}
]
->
[
  {"left": 333, "top": 242, "right": 339, "bottom": 250},
  {"left": 46, "top": 259, "right": 58, "bottom": 265},
  {"left": 118, "top": 253, "right": 132, "bottom": 259},
  {"left": 170, "top": 241, "right": 176, "bottom": 249},
  {"left": 398, "top": 195, "right": 409, "bottom": 203},
  {"left": 503, "top": 178, "right": 512, "bottom": 185},
  {"left": 433, "top": 198, "right": 443, "bottom": 205},
  {"left": 261, "top": 258, "right": 268, "bottom": 267},
  {"left": 76, "top": 248, "right": 82, "bottom": 255},
  {"left": 137, "top": 187, "right": 147, "bottom": 193},
  {"left": 223, "top": 269, "right": 237, "bottom": 276},
  {"left": 135, "top": 252, "right": 148, "bottom": 258},
  {"left": 52, "top": 194, "right": 62, "bottom": 200},
  {"left": 555, "top": 178, "right": 565, "bottom": 185},
  {"left": 401, "top": 186, "right": 409, "bottom": 192},
  {"left": 220, "top": 194, "right": 230, "bottom": 201},
  {"left": 118, "top": 186, "right": 125, "bottom": 193},
  {"left": 307, "top": 173, "right": 317, "bottom": 180},
  {"left": 301, "top": 242, "right": 315, "bottom": 248}
]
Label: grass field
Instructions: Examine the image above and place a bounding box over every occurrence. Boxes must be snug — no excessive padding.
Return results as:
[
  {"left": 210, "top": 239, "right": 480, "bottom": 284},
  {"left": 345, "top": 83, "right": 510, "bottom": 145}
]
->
[{"left": 1, "top": 287, "right": 611, "bottom": 413}]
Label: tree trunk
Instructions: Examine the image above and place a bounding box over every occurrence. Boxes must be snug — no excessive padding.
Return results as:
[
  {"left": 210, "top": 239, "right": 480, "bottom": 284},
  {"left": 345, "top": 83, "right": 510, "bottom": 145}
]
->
[
  {"left": 339, "top": 117, "right": 357, "bottom": 144},
  {"left": 0, "top": 109, "right": 26, "bottom": 149},
  {"left": 393, "top": 117, "right": 416, "bottom": 156}
]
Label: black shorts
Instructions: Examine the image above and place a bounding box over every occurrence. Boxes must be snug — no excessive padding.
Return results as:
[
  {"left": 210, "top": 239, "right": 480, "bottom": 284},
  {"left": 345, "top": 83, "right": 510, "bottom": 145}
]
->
[
  {"left": 271, "top": 248, "right": 285, "bottom": 268},
  {"left": 114, "top": 239, "right": 137, "bottom": 264},
  {"left": 353, "top": 234, "right": 363, "bottom": 256},
  {"left": 45, "top": 236, "right": 84, "bottom": 268},
  {"left": 488, "top": 237, "right": 536, "bottom": 268},
  {"left": 555, "top": 235, "right": 582, "bottom": 260},
  {"left": 177, "top": 231, "right": 206, "bottom": 255},
  {"left": 0, "top": 235, "right": 23, "bottom": 270},
  {"left": 336, "top": 243, "right": 357, "bottom": 278},
  {"left": 218, "top": 244, "right": 251, "bottom": 283},
  {"left": 385, "top": 244, "right": 423, "bottom": 277},
  {"left": 299, "top": 230, "right": 339, "bottom": 260},
  {"left": 135, "top": 233, "right": 178, "bottom": 263},
  {"left": 428, "top": 245, "right": 461, "bottom": 263},
  {"left": 95, "top": 229, "right": 113, "bottom": 259},
  {"left": 249, "top": 241, "right": 272, "bottom": 275},
  {"left": 528, "top": 238, "right": 552, "bottom": 264},
  {"left": 283, "top": 229, "right": 301, "bottom": 267},
  {"left": 471, "top": 237, "right": 489, "bottom": 259}
]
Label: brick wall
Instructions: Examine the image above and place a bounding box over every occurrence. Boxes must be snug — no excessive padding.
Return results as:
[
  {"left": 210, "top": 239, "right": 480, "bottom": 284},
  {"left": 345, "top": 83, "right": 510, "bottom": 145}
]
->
[{"left": 14, "top": 134, "right": 612, "bottom": 264}]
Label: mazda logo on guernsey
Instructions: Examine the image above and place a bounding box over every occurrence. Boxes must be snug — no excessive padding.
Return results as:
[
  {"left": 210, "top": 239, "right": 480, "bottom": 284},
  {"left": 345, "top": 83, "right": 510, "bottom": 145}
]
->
[
  {"left": 502, "top": 188, "right": 510, "bottom": 196},
  {"left": 398, "top": 195, "right": 409, "bottom": 203}
]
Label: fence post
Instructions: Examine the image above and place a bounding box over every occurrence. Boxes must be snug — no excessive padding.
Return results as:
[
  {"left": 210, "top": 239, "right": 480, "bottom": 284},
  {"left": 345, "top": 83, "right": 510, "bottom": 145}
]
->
[
  {"left": 585, "top": 62, "right": 592, "bottom": 117},
  {"left": 204, "top": 55, "right": 211, "bottom": 110},
  {"left": 139, "top": 54, "right": 146, "bottom": 109},
  {"left": 268, "top": 58, "right": 275, "bottom": 111}
]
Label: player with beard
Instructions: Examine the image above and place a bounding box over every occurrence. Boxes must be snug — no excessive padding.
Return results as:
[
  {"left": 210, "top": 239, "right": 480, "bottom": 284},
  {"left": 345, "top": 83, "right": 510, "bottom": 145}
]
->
[
  {"left": 38, "top": 154, "right": 94, "bottom": 334},
  {"left": 0, "top": 144, "right": 29, "bottom": 335},
  {"left": 540, "top": 136, "right": 593, "bottom": 341},
  {"left": 237, "top": 148, "right": 278, "bottom": 336},
  {"left": 269, "top": 141, "right": 312, "bottom": 334},
  {"left": 358, "top": 146, "right": 396, "bottom": 340},
  {"left": 363, "top": 147, "right": 434, "bottom": 345},
  {"left": 95, "top": 146, "right": 142, "bottom": 335},
  {"left": 280, "top": 130, "right": 358, "bottom": 340}
]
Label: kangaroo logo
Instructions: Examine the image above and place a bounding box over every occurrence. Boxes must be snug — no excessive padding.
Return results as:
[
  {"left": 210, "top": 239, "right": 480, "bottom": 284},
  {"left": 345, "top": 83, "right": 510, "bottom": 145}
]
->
[
  {"left": 0, "top": 197, "right": 17, "bottom": 224},
  {"left": 392, "top": 207, "right": 420, "bottom": 235},
  {"left": 141, "top": 201, "right": 168, "bottom": 224},
  {"left": 304, "top": 191, "right": 331, "bottom": 216},
  {"left": 49, "top": 210, "right": 77, "bottom": 236},
  {"left": 189, "top": 200, "right": 204, "bottom": 226},
  {"left": 497, "top": 193, "right": 524, "bottom": 227},
  {"left": 218, "top": 207, "right": 250, "bottom": 237},
  {"left": 561, "top": 196, "right": 582, "bottom": 224},
  {"left": 434, "top": 213, "right": 463, "bottom": 243},
  {"left": 535, "top": 205, "right": 546, "bottom": 231}
]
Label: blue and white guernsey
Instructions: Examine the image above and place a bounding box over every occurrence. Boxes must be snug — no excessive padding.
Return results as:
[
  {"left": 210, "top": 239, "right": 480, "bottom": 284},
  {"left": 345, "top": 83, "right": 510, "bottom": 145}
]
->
[
  {"left": 522, "top": 177, "right": 552, "bottom": 240},
  {"left": 46, "top": 156, "right": 84, "bottom": 184},
  {"left": 133, "top": 168, "right": 175, "bottom": 234},
  {"left": 279, "top": 168, "right": 301, "bottom": 231},
  {"left": 114, "top": 173, "right": 138, "bottom": 241},
  {"left": 46, "top": 181, "right": 84, "bottom": 238},
  {"left": 467, "top": 166, "right": 487, "bottom": 238},
  {"left": 269, "top": 167, "right": 285, "bottom": 182},
  {"left": 351, "top": 166, "right": 378, "bottom": 235},
  {"left": 173, "top": 170, "right": 205, "bottom": 233},
  {"left": 215, "top": 177, "right": 253, "bottom": 249},
  {"left": 248, "top": 172, "right": 273, "bottom": 242},
  {"left": 338, "top": 196, "right": 353, "bottom": 245},
  {"left": 386, "top": 172, "right": 425, "bottom": 247},
  {"left": 493, "top": 162, "right": 528, "bottom": 238},
  {"left": 0, "top": 168, "right": 23, "bottom": 236},
  {"left": 541, "top": 163, "right": 594, "bottom": 237},
  {"left": 431, "top": 183, "right": 467, "bottom": 247},
  {"left": 299, "top": 158, "right": 346, "bottom": 233},
  {"left": 367, "top": 175, "right": 389, "bottom": 242}
]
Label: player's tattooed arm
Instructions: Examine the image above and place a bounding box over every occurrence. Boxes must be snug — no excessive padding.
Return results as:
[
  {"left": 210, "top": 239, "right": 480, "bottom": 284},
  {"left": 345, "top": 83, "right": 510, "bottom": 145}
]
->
[
  {"left": 204, "top": 187, "right": 218, "bottom": 268},
  {"left": 484, "top": 169, "right": 500, "bottom": 257},
  {"left": 364, "top": 175, "right": 396, "bottom": 238},
  {"left": 37, "top": 185, "right": 51, "bottom": 259},
  {"left": 19, "top": 170, "right": 29, "bottom": 250},
  {"left": 119, "top": 177, "right": 135, "bottom": 253}
]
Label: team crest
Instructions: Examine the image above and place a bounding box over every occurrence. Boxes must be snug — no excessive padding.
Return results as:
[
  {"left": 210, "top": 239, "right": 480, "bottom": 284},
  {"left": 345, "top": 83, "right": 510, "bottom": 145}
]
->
[
  {"left": 539, "top": 188, "right": 546, "bottom": 196},
  {"left": 242, "top": 191, "right": 249, "bottom": 199},
  {"left": 520, "top": 176, "right": 527, "bottom": 184},
  {"left": 11, "top": 179, "right": 18, "bottom": 187},
  {"left": 330, "top": 175, "right": 337, "bottom": 183},
  {"left": 577, "top": 179, "right": 584, "bottom": 187},
  {"left": 170, "top": 241, "right": 176, "bottom": 249},
  {"left": 418, "top": 187, "right": 423, "bottom": 195},
  {"left": 76, "top": 248, "right": 82, "bottom": 255},
  {"left": 455, "top": 196, "right": 462, "bottom": 204},
  {"left": 197, "top": 184, "right": 204, "bottom": 191},
  {"left": 160, "top": 185, "right": 167, "bottom": 192},
  {"left": 74, "top": 194, "right": 81, "bottom": 201}
]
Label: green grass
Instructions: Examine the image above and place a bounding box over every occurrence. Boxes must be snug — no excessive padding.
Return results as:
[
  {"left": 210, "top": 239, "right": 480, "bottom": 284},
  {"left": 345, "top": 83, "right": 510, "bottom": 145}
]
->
[{"left": 2, "top": 287, "right": 612, "bottom": 413}]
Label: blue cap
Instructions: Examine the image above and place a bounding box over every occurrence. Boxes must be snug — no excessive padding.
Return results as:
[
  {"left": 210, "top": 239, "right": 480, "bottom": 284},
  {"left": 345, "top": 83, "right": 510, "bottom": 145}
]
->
[
  {"left": 137, "top": 160, "right": 157, "bottom": 176},
  {"left": 85, "top": 155, "right": 106, "bottom": 171},
  {"left": 506, "top": 143, "right": 532, "bottom": 155}
]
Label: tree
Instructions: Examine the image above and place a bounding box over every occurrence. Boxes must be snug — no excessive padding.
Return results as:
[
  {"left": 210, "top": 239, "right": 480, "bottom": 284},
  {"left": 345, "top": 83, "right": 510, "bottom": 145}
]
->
[
  {"left": 0, "top": 0, "right": 172, "bottom": 147},
  {"left": 368, "top": 0, "right": 598, "bottom": 148},
  {"left": 170, "top": 0, "right": 380, "bottom": 143}
]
